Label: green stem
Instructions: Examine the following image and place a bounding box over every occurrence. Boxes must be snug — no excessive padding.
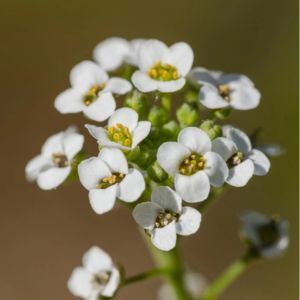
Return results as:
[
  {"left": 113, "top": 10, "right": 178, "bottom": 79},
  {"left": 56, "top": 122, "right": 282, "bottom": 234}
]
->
[
  {"left": 199, "top": 253, "right": 256, "bottom": 300},
  {"left": 123, "top": 268, "right": 165, "bottom": 286}
]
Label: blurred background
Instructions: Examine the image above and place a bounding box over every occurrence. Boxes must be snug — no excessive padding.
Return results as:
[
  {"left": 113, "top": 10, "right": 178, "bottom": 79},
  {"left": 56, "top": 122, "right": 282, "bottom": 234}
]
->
[{"left": 0, "top": 0, "right": 298, "bottom": 299}]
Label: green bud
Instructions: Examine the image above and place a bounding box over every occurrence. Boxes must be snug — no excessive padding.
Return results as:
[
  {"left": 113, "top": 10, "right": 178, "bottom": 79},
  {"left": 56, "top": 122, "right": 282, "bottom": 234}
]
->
[
  {"left": 211, "top": 107, "right": 232, "bottom": 120},
  {"left": 161, "top": 121, "right": 180, "bottom": 139},
  {"left": 148, "top": 106, "right": 168, "bottom": 127},
  {"left": 147, "top": 161, "right": 168, "bottom": 183},
  {"left": 125, "top": 90, "right": 149, "bottom": 119},
  {"left": 176, "top": 103, "right": 199, "bottom": 126},
  {"left": 135, "top": 149, "right": 156, "bottom": 169},
  {"left": 200, "top": 120, "right": 222, "bottom": 140},
  {"left": 66, "top": 151, "right": 86, "bottom": 183},
  {"left": 184, "top": 89, "right": 199, "bottom": 104},
  {"left": 125, "top": 146, "right": 141, "bottom": 162}
]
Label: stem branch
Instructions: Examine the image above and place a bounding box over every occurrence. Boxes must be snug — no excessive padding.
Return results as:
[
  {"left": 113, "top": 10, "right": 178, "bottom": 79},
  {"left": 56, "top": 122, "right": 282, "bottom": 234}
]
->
[{"left": 123, "top": 268, "right": 165, "bottom": 286}]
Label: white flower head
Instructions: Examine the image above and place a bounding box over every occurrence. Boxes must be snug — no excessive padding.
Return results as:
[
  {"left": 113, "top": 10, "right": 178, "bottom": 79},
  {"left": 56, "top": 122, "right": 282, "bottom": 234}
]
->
[
  {"left": 240, "top": 211, "right": 289, "bottom": 258},
  {"left": 157, "top": 127, "right": 229, "bottom": 203},
  {"left": 54, "top": 60, "right": 132, "bottom": 122},
  {"left": 78, "top": 148, "right": 145, "bottom": 214},
  {"left": 212, "top": 126, "right": 271, "bottom": 187},
  {"left": 86, "top": 107, "right": 151, "bottom": 151},
  {"left": 189, "top": 67, "right": 261, "bottom": 110},
  {"left": 93, "top": 37, "right": 146, "bottom": 71},
  {"left": 68, "top": 246, "right": 120, "bottom": 299},
  {"left": 25, "top": 127, "right": 84, "bottom": 190},
  {"left": 133, "top": 187, "right": 201, "bottom": 251},
  {"left": 132, "top": 39, "right": 194, "bottom": 93}
]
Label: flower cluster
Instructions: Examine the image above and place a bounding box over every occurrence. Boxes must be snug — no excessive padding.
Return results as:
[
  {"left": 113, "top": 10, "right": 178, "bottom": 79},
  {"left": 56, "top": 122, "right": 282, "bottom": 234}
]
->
[{"left": 25, "top": 36, "right": 288, "bottom": 300}]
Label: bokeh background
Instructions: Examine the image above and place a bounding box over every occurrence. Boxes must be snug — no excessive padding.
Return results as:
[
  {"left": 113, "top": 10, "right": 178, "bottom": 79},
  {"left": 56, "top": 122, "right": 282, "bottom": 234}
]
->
[{"left": 0, "top": 0, "right": 298, "bottom": 299}]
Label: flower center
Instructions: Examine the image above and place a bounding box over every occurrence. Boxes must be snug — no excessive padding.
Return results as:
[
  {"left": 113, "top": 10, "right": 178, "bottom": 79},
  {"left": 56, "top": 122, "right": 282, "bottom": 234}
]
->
[
  {"left": 227, "top": 151, "right": 244, "bottom": 168},
  {"left": 92, "top": 271, "right": 111, "bottom": 289},
  {"left": 179, "top": 153, "right": 206, "bottom": 175},
  {"left": 96, "top": 173, "right": 125, "bottom": 189},
  {"left": 257, "top": 219, "right": 280, "bottom": 247},
  {"left": 106, "top": 123, "right": 132, "bottom": 147},
  {"left": 155, "top": 209, "right": 179, "bottom": 228},
  {"left": 148, "top": 62, "right": 179, "bottom": 81},
  {"left": 218, "top": 84, "right": 231, "bottom": 101},
  {"left": 52, "top": 153, "right": 69, "bottom": 168},
  {"left": 83, "top": 83, "right": 106, "bottom": 106}
]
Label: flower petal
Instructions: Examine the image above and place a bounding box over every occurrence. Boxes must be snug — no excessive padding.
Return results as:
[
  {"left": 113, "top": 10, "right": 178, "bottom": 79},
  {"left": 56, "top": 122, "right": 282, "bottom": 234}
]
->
[
  {"left": 98, "top": 148, "right": 128, "bottom": 174},
  {"left": 178, "top": 127, "right": 211, "bottom": 154},
  {"left": 25, "top": 155, "right": 51, "bottom": 181},
  {"left": 211, "top": 137, "right": 237, "bottom": 161},
  {"left": 188, "top": 67, "right": 220, "bottom": 86},
  {"left": 105, "top": 77, "right": 132, "bottom": 95},
  {"left": 63, "top": 132, "right": 84, "bottom": 160},
  {"left": 37, "top": 166, "right": 71, "bottom": 190},
  {"left": 41, "top": 131, "right": 64, "bottom": 157},
  {"left": 204, "top": 152, "right": 228, "bottom": 187},
  {"left": 176, "top": 207, "right": 201, "bottom": 236},
  {"left": 132, "top": 202, "right": 161, "bottom": 229},
  {"left": 101, "top": 267, "right": 120, "bottom": 297},
  {"left": 157, "top": 78, "right": 186, "bottom": 93},
  {"left": 89, "top": 185, "right": 117, "bottom": 215},
  {"left": 118, "top": 169, "right": 145, "bottom": 202},
  {"left": 126, "top": 39, "right": 146, "bottom": 65},
  {"left": 248, "top": 149, "right": 270, "bottom": 176},
  {"left": 131, "top": 71, "right": 158, "bottom": 93},
  {"left": 78, "top": 157, "right": 111, "bottom": 190},
  {"left": 200, "top": 84, "right": 229, "bottom": 109},
  {"left": 229, "top": 84, "right": 260, "bottom": 110},
  {"left": 219, "top": 73, "right": 254, "bottom": 87},
  {"left": 67, "top": 267, "right": 93, "bottom": 298},
  {"left": 54, "top": 88, "right": 85, "bottom": 114},
  {"left": 132, "top": 121, "right": 151, "bottom": 148},
  {"left": 226, "top": 159, "right": 254, "bottom": 187},
  {"left": 224, "top": 127, "right": 252, "bottom": 154},
  {"left": 151, "top": 186, "right": 182, "bottom": 214},
  {"left": 151, "top": 221, "right": 177, "bottom": 251},
  {"left": 83, "top": 92, "right": 116, "bottom": 122},
  {"left": 175, "top": 171, "right": 210, "bottom": 203},
  {"left": 82, "top": 246, "right": 113, "bottom": 273},
  {"left": 157, "top": 142, "right": 191, "bottom": 176},
  {"left": 108, "top": 107, "right": 138, "bottom": 131}
]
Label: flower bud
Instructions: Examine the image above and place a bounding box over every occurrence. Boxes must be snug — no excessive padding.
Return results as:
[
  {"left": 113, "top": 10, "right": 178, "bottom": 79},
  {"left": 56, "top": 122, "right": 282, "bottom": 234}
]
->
[
  {"left": 147, "top": 161, "right": 169, "bottom": 183},
  {"left": 200, "top": 120, "right": 222, "bottom": 140},
  {"left": 161, "top": 121, "right": 180, "bottom": 139},
  {"left": 211, "top": 107, "right": 232, "bottom": 120},
  {"left": 148, "top": 106, "right": 169, "bottom": 127},
  {"left": 125, "top": 90, "right": 149, "bottom": 119},
  {"left": 176, "top": 103, "right": 199, "bottom": 126}
]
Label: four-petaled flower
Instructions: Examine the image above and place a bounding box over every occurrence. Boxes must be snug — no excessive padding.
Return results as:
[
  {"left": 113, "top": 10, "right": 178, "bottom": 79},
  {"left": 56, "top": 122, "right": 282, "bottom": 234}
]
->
[
  {"left": 212, "top": 126, "right": 270, "bottom": 187},
  {"left": 54, "top": 60, "right": 132, "bottom": 121},
  {"left": 78, "top": 148, "right": 145, "bottom": 214},
  {"left": 157, "top": 127, "right": 228, "bottom": 203},
  {"left": 132, "top": 39, "right": 194, "bottom": 93},
  {"left": 25, "top": 127, "right": 84, "bottom": 190},
  {"left": 133, "top": 186, "right": 201, "bottom": 251},
  {"left": 189, "top": 67, "right": 261, "bottom": 110},
  {"left": 68, "top": 246, "right": 120, "bottom": 299},
  {"left": 86, "top": 107, "right": 151, "bottom": 150}
]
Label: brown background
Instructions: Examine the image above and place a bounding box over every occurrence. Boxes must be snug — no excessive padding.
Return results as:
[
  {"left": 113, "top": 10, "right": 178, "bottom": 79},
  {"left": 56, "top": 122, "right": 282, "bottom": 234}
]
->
[{"left": 0, "top": 0, "right": 298, "bottom": 299}]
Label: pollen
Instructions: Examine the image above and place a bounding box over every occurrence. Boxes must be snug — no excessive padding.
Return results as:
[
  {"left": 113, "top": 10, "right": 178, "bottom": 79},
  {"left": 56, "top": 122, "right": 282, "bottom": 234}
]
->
[
  {"left": 52, "top": 153, "right": 69, "bottom": 168},
  {"left": 83, "top": 83, "right": 106, "bottom": 106},
  {"left": 92, "top": 271, "right": 112, "bottom": 288},
  {"left": 106, "top": 123, "right": 132, "bottom": 147},
  {"left": 154, "top": 209, "right": 179, "bottom": 228},
  {"left": 148, "top": 61, "right": 179, "bottom": 81},
  {"left": 218, "top": 84, "right": 231, "bottom": 101},
  {"left": 227, "top": 151, "right": 244, "bottom": 168},
  {"left": 179, "top": 153, "right": 206, "bottom": 176},
  {"left": 96, "top": 173, "right": 125, "bottom": 189}
]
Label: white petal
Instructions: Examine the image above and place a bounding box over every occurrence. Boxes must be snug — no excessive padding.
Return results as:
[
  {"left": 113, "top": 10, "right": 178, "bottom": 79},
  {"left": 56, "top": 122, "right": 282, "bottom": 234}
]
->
[
  {"left": 132, "top": 121, "right": 151, "bottom": 148},
  {"left": 157, "top": 78, "right": 186, "bottom": 93},
  {"left": 151, "top": 186, "right": 182, "bottom": 214},
  {"left": 118, "top": 169, "right": 145, "bottom": 202},
  {"left": 229, "top": 84, "right": 260, "bottom": 110},
  {"left": 108, "top": 107, "right": 138, "bottom": 131},
  {"left": 70, "top": 60, "right": 108, "bottom": 92},
  {"left": 138, "top": 39, "right": 168, "bottom": 72},
  {"left": 157, "top": 142, "right": 191, "bottom": 176},
  {"left": 131, "top": 71, "right": 158, "bottom": 93},
  {"left": 175, "top": 172, "right": 210, "bottom": 203},
  {"left": 211, "top": 137, "right": 237, "bottom": 161},
  {"left": 204, "top": 152, "right": 228, "bottom": 187},
  {"left": 93, "top": 37, "right": 130, "bottom": 71},
  {"left": 105, "top": 77, "right": 132, "bottom": 95},
  {"left": 83, "top": 246, "right": 113, "bottom": 273},
  {"left": 224, "top": 127, "right": 252, "bottom": 154},
  {"left": 83, "top": 92, "right": 116, "bottom": 122},
  {"left": 89, "top": 185, "right": 117, "bottom": 215},
  {"left": 248, "top": 149, "right": 270, "bottom": 176},
  {"left": 54, "top": 88, "right": 85, "bottom": 113},
  {"left": 126, "top": 39, "right": 146, "bottom": 65},
  {"left": 25, "top": 155, "right": 51, "bottom": 181},
  {"left": 176, "top": 207, "right": 201, "bottom": 236},
  {"left": 98, "top": 148, "right": 128, "bottom": 174},
  {"left": 63, "top": 132, "right": 84, "bottom": 160},
  {"left": 188, "top": 67, "right": 220, "bottom": 86},
  {"left": 37, "top": 166, "right": 71, "bottom": 190},
  {"left": 178, "top": 127, "right": 211, "bottom": 154},
  {"left": 101, "top": 267, "right": 120, "bottom": 297},
  {"left": 151, "top": 221, "right": 177, "bottom": 251},
  {"left": 226, "top": 159, "right": 254, "bottom": 187},
  {"left": 132, "top": 202, "right": 161, "bottom": 229},
  {"left": 165, "top": 42, "right": 194, "bottom": 76},
  {"left": 219, "top": 73, "right": 254, "bottom": 87},
  {"left": 41, "top": 131, "right": 64, "bottom": 157},
  {"left": 78, "top": 157, "right": 111, "bottom": 190},
  {"left": 67, "top": 267, "right": 93, "bottom": 298},
  {"left": 200, "top": 84, "right": 229, "bottom": 109}
]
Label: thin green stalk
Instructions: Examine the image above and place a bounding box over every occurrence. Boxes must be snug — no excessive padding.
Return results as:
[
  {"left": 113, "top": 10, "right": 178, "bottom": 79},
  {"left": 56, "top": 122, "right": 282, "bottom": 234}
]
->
[{"left": 123, "top": 268, "right": 165, "bottom": 286}]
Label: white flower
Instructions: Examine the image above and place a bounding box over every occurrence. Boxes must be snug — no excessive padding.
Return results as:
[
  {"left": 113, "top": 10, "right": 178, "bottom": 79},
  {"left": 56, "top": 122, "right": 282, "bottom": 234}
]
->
[
  {"left": 68, "top": 246, "right": 120, "bottom": 299},
  {"left": 93, "top": 37, "right": 146, "bottom": 71},
  {"left": 86, "top": 107, "right": 151, "bottom": 150},
  {"left": 157, "top": 127, "right": 228, "bottom": 203},
  {"left": 189, "top": 67, "right": 261, "bottom": 110},
  {"left": 78, "top": 148, "right": 145, "bottom": 214},
  {"left": 240, "top": 211, "right": 289, "bottom": 258},
  {"left": 212, "top": 126, "right": 270, "bottom": 187},
  {"left": 25, "top": 127, "right": 84, "bottom": 190},
  {"left": 132, "top": 39, "right": 194, "bottom": 93},
  {"left": 133, "top": 186, "right": 201, "bottom": 251},
  {"left": 54, "top": 60, "right": 132, "bottom": 122}
]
